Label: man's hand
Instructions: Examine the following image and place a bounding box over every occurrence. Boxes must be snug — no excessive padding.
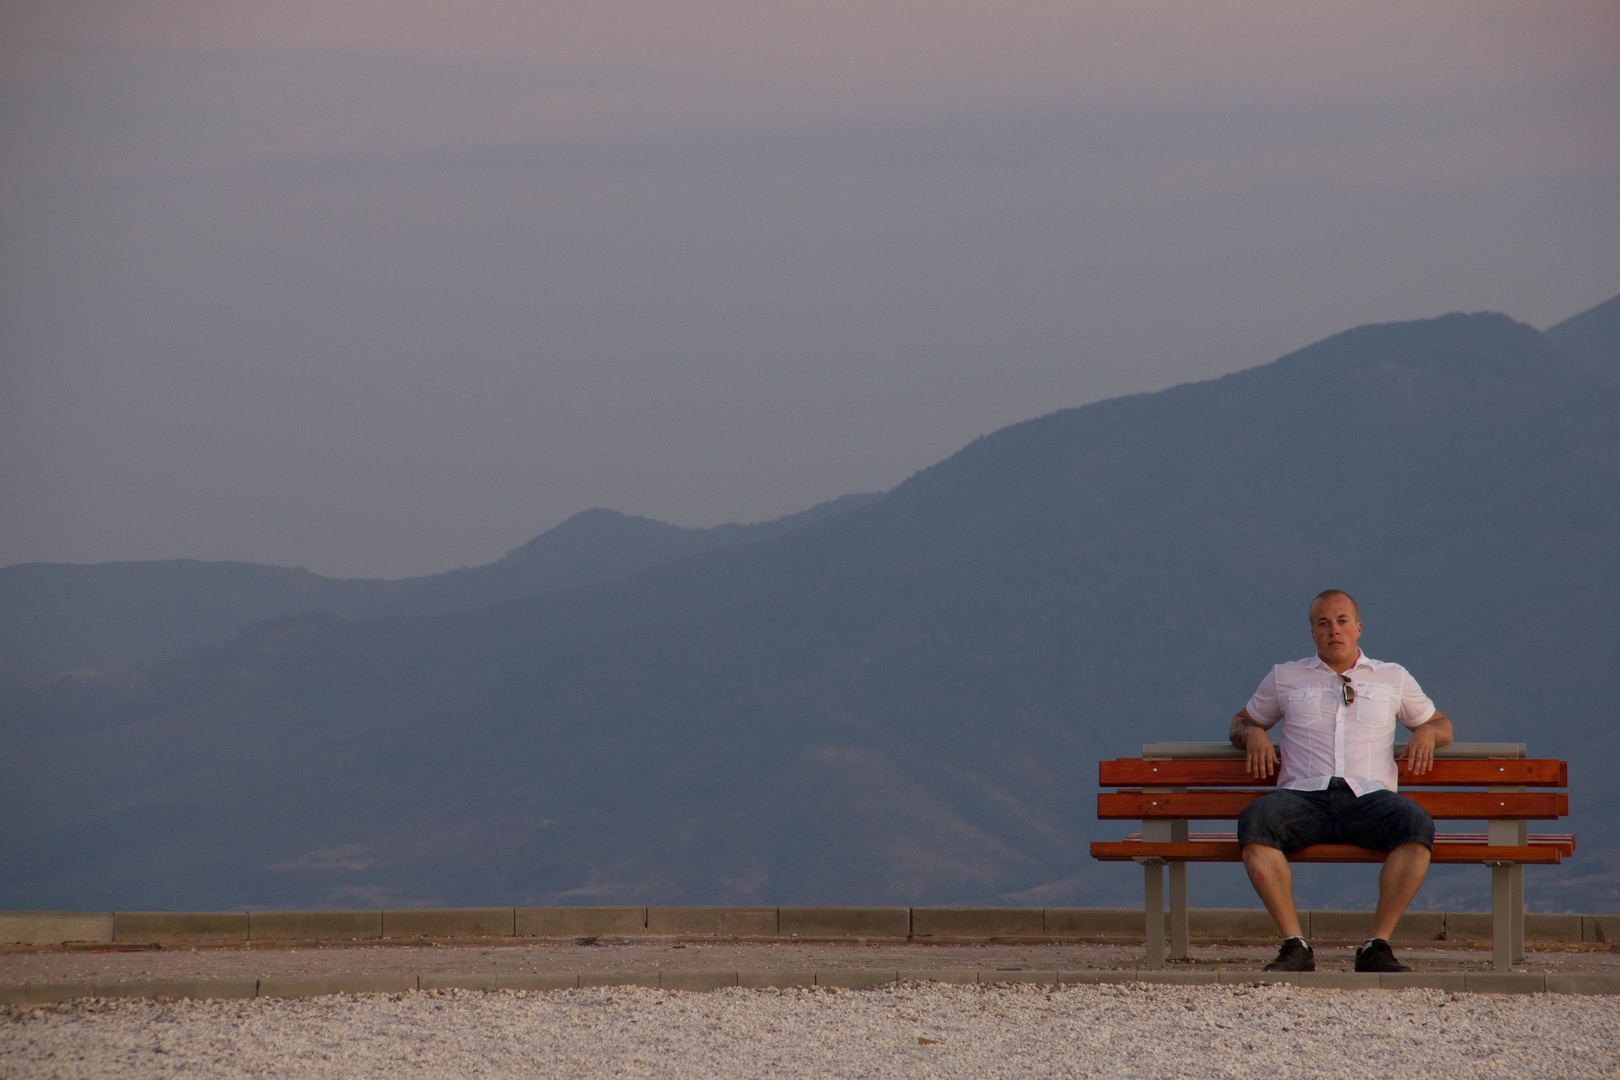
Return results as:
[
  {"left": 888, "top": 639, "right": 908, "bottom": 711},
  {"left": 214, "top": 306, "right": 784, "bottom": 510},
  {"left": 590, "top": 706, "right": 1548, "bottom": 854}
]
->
[
  {"left": 1400, "top": 712, "right": 1453, "bottom": 776},
  {"left": 1230, "top": 710, "right": 1278, "bottom": 779}
]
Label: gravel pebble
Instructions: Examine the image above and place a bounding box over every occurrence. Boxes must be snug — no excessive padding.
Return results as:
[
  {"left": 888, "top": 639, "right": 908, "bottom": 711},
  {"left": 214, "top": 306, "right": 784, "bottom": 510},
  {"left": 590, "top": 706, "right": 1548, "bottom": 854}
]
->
[{"left": 3, "top": 982, "right": 1617, "bottom": 1079}]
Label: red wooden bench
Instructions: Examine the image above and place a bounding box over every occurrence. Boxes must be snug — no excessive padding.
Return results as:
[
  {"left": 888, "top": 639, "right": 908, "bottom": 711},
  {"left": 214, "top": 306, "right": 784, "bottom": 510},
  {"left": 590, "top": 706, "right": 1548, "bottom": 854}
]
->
[{"left": 1091, "top": 742, "right": 1572, "bottom": 971}]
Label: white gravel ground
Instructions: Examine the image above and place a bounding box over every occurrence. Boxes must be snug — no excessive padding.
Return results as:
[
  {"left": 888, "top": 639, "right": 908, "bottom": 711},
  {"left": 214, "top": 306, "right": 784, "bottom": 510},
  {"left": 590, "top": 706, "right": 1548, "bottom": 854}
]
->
[{"left": 3, "top": 981, "right": 1617, "bottom": 1079}]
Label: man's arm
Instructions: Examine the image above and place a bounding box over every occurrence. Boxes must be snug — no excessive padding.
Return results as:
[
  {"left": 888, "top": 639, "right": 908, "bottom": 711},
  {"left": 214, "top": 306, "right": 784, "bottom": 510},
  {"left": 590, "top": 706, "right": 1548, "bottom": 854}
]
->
[
  {"left": 1230, "top": 708, "right": 1278, "bottom": 779},
  {"left": 1400, "top": 711, "right": 1453, "bottom": 775}
]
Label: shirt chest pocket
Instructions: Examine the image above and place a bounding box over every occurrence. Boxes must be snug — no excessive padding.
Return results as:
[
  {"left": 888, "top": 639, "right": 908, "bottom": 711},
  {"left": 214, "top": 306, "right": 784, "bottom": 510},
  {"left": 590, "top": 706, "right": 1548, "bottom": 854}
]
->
[
  {"left": 1352, "top": 684, "right": 1399, "bottom": 726},
  {"left": 1283, "top": 688, "right": 1338, "bottom": 727}
]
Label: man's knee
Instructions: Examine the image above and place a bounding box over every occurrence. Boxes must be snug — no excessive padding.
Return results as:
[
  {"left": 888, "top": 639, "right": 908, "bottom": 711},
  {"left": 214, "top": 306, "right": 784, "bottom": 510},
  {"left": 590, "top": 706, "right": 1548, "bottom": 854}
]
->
[
  {"left": 1241, "top": 842, "right": 1288, "bottom": 874},
  {"left": 1378, "top": 796, "right": 1434, "bottom": 852},
  {"left": 1386, "top": 841, "right": 1431, "bottom": 865}
]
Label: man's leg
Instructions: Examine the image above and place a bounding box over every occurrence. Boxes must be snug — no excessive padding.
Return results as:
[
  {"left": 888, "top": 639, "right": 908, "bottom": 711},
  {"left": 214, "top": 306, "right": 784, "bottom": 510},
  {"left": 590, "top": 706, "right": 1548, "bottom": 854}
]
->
[
  {"left": 1339, "top": 788, "right": 1435, "bottom": 969},
  {"left": 1338, "top": 788, "right": 1436, "bottom": 941},
  {"left": 1238, "top": 788, "right": 1328, "bottom": 937},
  {"left": 1238, "top": 790, "right": 1324, "bottom": 971},
  {"left": 1241, "top": 843, "right": 1303, "bottom": 938},
  {"left": 1370, "top": 842, "right": 1430, "bottom": 941},
  {"left": 1237, "top": 788, "right": 1327, "bottom": 942}
]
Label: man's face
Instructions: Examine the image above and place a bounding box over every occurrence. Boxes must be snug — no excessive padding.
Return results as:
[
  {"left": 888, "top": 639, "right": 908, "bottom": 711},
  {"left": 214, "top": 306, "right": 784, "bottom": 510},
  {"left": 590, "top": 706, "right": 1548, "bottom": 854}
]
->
[{"left": 1309, "top": 594, "right": 1362, "bottom": 668}]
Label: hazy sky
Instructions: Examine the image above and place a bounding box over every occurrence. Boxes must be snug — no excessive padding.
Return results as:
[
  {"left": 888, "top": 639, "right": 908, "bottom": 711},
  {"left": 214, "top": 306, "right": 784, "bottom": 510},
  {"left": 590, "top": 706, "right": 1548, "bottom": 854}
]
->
[{"left": 3, "top": 1, "right": 1617, "bottom": 578}]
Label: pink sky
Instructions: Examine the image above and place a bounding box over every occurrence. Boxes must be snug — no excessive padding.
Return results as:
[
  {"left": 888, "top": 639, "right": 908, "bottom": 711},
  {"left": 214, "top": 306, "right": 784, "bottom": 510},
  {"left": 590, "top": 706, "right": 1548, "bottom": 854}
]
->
[
  {"left": 7, "top": 3, "right": 1615, "bottom": 187},
  {"left": 2, "top": 2, "right": 1617, "bottom": 575},
  {"left": 10, "top": 1, "right": 1616, "bottom": 78}
]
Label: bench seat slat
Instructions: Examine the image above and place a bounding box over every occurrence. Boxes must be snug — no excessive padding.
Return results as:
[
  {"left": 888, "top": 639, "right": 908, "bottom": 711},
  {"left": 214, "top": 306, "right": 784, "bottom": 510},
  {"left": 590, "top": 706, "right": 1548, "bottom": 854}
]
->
[
  {"left": 1090, "top": 840, "right": 1565, "bottom": 864},
  {"left": 1099, "top": 790, "right": 1568, "bottom": 820},
  {"left": 1099, "top": 758, "right": 1566, "bottom": 787}
]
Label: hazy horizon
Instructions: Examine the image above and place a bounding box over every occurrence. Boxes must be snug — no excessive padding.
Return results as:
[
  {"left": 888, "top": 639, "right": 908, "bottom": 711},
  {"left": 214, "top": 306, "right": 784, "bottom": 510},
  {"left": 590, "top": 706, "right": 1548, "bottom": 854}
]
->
[{"left": 4, "top": 1, "right": 1617, "bottom": 577}]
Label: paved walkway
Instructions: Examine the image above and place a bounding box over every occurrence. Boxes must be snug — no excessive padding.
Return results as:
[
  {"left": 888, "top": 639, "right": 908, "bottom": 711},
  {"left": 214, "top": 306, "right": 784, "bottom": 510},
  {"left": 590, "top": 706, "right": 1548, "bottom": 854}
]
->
[{"left": 4, "top": 938, "right": 1618, "bottom": 999}]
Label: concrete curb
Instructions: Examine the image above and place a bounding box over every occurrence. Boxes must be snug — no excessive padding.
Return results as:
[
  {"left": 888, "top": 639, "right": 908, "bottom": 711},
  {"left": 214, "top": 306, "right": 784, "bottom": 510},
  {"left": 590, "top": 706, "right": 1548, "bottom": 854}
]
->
[
  {"left": 660, "top": 971, "right": 739, "bottom": 991},
  {"left": 420, "top": 973, "right": 577, "bottom": 992},
  {"left": 647, "top": 907, "right": 777, "bottom": 936},
  {"left": 979, "top": 970, "right": 1059, "bottom": 985},
  {"left": 516, "top": 907, "right": 646, "bottom": 939},
  {"left": 257, "top": 976, "right": 417, "bottom": 998},
  {"left": 739, "top": 970, "right": 815, "bottom": 988},
  {"left": 249, "top": 910, "right": 382, "bottom": 942},
  {"left": 912, "top": 908, "right": 1045, "bottom": 938},
  {"left": 779, "top": 907, "right": 910, "bottom": 939},
  {"left": 899, "top": 968, "right": 978, "bottom": 984},
  {"left": 1546, "top": 973, "right": 1620, "bottom": 994},
  {"left": 5, "top": 907, "right": 1614, "bottom": 947},
  {"left": 4, "top": 969, "right": 1616, "bottom": 1004},
  {"left": 1067, "top": 970, "right": 1223, "bottom": 986},
  {"left": 1, "top": 980, "right": 261, "bottom": 1004},
  {"left": 113, "top": 912, "right": 248, "bottom": 946},
  {"left": 815, "top": 970, "right": 898, "bottom": 989},
  {"left": 380, "top": 909, "right": 514, "bottom": 940},
  {"left": 579, "top": 972, "right": 658, "bottom": 989}
]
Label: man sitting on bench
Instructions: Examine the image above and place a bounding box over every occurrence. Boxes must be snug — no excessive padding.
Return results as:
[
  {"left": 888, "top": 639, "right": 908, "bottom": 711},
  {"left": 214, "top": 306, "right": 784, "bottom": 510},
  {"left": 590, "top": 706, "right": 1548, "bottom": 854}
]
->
[{"left": 1230, "top": 589, "right": 1453, "bottom": 973}]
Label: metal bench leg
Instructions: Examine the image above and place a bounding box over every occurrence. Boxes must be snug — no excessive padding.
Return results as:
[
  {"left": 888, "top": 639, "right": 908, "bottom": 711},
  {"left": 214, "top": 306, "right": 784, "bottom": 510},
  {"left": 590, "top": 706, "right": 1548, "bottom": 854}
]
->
[
  {"left": 1139, "top": 814, "right": 1180, "bottom": 969},
  {"left": 1487, "top": 816, "right": 1527, "bottom": 969},
  {"left": 1141, "top": 858, "right": 1165, "bottom": 970},
  {"left": 1167, "top": 817, "right": 1188, "bottom": 960},
  {"left": 1490, "top": 864, "right": 1513, "bottom": 971},
  {"left": 1169, "top": 861, "right": 1188, "bottom": 960},
  {"left": 1510, "top": 863, "right": 1525, "bottom": 963}
]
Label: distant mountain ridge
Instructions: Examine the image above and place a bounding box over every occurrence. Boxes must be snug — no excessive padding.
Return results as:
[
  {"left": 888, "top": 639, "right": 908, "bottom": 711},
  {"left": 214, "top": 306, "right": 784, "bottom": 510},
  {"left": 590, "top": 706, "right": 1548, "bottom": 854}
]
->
[
  {"left": 2, "top": 294, "right": 1616, "bottom": 915},
  {"left": 0, "top": 493, "right": 880, "bottom": 686},
  {"left": 377, "top": 493, "right": 882, "bottom": 619},
  {"left": 1546, "top": 292, "right": 1620, "bottom": 383}
]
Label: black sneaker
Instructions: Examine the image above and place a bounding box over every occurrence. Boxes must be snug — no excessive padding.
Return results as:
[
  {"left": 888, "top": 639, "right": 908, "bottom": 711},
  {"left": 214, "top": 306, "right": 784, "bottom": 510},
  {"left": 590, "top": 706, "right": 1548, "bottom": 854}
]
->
[
  {"left": 1354, "top": 938, "right": 1411, "bottom": 972},
  {"left": 1263, "top": 937, "right": 1315, "bottom": 971}
]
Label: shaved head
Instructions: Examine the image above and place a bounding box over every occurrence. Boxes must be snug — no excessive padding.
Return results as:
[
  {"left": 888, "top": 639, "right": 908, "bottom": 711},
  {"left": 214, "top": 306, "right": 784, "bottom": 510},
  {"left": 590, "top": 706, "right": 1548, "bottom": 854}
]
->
[{"left": 1309, "top": 589, "right": 1360, "bottom": 621}]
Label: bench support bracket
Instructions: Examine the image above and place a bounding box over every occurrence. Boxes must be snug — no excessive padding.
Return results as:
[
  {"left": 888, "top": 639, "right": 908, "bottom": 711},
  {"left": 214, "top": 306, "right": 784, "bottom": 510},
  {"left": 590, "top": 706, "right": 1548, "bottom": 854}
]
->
[
  {"left": 1169, "top": 860, "right": 1188, "bottom": 960},
  {"left": 1141, "top": 807, "right": 1189, "bottom": 966},
  {"left": 1488, "top": 807, "right": 1527, "bottom": 970},
  {"left": 1139, "top": 857, "right": 1164, "bottom": 969}
]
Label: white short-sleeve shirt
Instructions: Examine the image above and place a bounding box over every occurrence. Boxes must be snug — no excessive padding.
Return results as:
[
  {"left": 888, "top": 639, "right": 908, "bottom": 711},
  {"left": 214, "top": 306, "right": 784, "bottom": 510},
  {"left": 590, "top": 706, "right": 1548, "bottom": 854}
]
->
[{"left": 1244, "top": 651, "right": 1438, "bottom": 795}]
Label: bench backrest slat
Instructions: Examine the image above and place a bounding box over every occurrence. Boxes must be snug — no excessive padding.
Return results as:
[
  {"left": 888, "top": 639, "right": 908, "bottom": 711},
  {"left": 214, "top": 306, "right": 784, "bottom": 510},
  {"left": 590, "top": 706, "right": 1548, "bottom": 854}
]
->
[
  {"left": 1141, "top": 741, "right": 1527, "bottom": 759},
  {"left": 1098, "top": 790, "right": 1568, "bottom": 820},
  {"left": 1099, "top": 758, "right": 1566, "bottom": 787}
]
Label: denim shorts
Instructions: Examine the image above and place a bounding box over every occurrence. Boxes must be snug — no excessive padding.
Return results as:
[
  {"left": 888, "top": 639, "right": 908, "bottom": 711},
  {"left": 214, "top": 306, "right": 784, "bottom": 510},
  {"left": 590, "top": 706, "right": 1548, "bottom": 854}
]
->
[{"left": 1237, "top": 778, "right": 1434, "bottom": 853}]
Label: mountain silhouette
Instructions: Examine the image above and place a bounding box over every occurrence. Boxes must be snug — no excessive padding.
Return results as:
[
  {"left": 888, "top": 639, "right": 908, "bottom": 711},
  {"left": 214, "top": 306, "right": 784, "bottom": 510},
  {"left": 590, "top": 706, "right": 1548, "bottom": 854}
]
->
[
  {"left": 3, "top": 296, "right": 1616, "bottom": 914},
  {"left": 0, "top": 494, "right": 880, "bottom": 686},
  {"left": 1547, "top": 292, "right": 1620, "bottom": 382}
]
